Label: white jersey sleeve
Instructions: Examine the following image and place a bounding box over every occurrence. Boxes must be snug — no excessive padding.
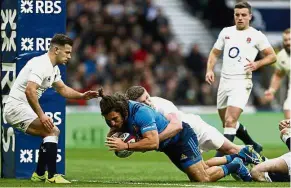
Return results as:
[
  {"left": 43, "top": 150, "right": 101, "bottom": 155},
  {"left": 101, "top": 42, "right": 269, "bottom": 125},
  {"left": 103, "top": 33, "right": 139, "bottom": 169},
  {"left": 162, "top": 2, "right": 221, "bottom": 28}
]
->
[
  {"left": 53, "top": 66, "right": 62, "bottom": 83},
  {"left": 151, "top": 97, "right": 179, "bottom": 114},
  {"left": 256, "top": 31, "right": 271, "bottom": 51},
  {"left": 28, "top": 61, "right": 46, "bottom": 86},
  {"left": 214, "top": 28, "right": 225, "bottom": 50}
]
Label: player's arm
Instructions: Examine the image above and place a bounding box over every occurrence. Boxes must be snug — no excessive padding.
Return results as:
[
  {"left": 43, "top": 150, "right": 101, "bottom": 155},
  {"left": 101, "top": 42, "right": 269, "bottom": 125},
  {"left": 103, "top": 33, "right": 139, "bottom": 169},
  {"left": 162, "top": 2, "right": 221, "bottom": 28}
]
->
[
  {"left": 127, "top": 130, "right": 159, "bottom": 151},
  {"left": 255, "top": 47, "right": 277, "bottom": 69},
  {"left": 265, "top": 69, "right": 285, "bottom": 98},
  {"left": 159, "top": 113, "right": 182, "bottom": 142},
  {"left": 205, "top": 48, "right": 222, "bottom": 85},
  {"left": 25, "top": 81, "right": 54, "bottom": 130},
  {"left": 53, "top": 80, "right": 98, "bottom": 100}
]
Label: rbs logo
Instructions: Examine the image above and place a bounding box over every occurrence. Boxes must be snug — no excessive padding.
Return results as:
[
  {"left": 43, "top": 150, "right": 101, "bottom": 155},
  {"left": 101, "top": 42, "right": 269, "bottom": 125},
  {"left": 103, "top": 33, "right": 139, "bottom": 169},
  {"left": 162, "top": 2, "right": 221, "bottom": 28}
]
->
[
  {"left": 21, "top": 37, "right": 51, "bottom": 51},
  {"left": 21, "top": 0, "right": 62, "bottom": 14}
]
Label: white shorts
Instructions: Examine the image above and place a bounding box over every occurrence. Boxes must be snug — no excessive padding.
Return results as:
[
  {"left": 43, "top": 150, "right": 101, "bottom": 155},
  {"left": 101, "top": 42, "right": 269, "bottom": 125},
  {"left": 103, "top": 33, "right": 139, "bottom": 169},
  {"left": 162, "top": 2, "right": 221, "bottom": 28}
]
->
[
  {"left": 283, "top": 90, "right": 290, "bottom": 110},
  {"left": 182, "top": 114, "right": 225, "bottom": 153},
  {"left": 3, "top": 100, "right": 37, "bottom": 132},
  {"left": 217, "top": 78, "right": 253, "bottom": 110},
  {"left": 279, "top": 152, "right": 291, "bottom": 175}
]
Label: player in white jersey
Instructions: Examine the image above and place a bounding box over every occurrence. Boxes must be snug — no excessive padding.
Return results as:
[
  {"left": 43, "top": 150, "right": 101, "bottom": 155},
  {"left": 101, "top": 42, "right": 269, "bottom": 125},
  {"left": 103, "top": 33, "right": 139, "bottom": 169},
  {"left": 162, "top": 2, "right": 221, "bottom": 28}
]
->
[
  {"left": 264, "top": 28, "right": 290, "bottom": 119},
  {"left": 205, "top": 2, "right": 276, "bottom": 154},
  {"left": 125, "top": 86, "right": 263, "bottom": 161},
  {"left": 3, "top": 34, "right": 98, "bottom": 183},
  {"left": 251, "top": 119, "right": 291, "bottom": 182}
]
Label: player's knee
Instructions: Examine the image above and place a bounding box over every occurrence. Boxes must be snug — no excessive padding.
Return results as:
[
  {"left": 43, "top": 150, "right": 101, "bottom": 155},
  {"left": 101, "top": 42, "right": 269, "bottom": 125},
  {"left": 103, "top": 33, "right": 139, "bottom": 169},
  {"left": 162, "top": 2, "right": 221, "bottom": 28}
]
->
[
  {"left": 195, "top": 175, "right": 211, "bottom": 182},
  {"left": 224, "top": 117, "right": 237, "bottom": 128},
  {"left": 53, "top": 126, "right": 60, "bottom": 136},
  {"left": 251, "top": 167, "right": 262, "bottom": 181}
]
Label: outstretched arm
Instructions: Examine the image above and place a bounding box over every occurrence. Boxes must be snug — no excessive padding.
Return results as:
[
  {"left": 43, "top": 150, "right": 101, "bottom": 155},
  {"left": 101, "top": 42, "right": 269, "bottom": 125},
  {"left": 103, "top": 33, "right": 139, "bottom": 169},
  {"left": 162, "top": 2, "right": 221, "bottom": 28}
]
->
[{"left": 53, "top": 80, "right": 98, "bottom": 100}]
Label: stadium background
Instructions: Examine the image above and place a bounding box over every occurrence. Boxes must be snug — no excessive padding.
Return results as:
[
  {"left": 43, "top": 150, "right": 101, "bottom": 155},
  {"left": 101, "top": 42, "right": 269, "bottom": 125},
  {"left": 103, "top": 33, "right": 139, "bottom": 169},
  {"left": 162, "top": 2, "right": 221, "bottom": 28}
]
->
[{"left": 1, "top": 0, "right": 290, "bottom": 186}]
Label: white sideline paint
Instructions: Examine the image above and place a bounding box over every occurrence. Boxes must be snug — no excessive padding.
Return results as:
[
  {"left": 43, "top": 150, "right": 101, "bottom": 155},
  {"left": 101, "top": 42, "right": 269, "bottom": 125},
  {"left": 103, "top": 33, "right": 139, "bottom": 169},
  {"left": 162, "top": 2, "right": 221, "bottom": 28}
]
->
[{"left": 70, "top": 179, "right": 257, "bottom": 188}]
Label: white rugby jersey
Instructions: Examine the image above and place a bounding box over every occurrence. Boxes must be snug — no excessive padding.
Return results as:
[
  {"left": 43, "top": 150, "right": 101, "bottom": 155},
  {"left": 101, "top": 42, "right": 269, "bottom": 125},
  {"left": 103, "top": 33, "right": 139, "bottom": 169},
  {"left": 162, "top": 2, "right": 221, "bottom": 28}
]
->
[
  {"left": 276, "top": 49, "right": 290, "bottom": 92},
  {"left": 6, "top": 53, "right": 62, "bottom": 103},
  {"left": 150, "top": 97, "right": 203, "bottom": 135},
  {"left": 214, "top": 26, "right": 271, "bottom": 79}
]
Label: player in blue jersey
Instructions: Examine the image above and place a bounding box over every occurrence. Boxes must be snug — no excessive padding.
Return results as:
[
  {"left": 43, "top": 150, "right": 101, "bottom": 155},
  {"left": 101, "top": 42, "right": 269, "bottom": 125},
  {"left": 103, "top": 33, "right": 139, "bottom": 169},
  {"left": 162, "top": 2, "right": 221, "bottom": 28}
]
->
[{"left": 98, "top": 89, "right": 252, "bottom": 182}]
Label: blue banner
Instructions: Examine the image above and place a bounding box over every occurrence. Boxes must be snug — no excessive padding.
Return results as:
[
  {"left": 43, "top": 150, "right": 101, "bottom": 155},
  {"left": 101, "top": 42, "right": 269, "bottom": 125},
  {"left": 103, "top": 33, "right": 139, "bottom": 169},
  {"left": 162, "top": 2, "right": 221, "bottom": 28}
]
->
[{"left": 1, "top": 0, "right": 66, "bottom": 178}]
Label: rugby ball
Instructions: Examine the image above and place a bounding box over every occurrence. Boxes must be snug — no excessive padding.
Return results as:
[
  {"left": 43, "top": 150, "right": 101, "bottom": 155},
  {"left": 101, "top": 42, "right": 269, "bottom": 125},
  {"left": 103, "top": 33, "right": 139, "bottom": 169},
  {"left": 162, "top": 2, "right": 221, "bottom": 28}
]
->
[{"left": 113, "top": 132, "right": 136, "bottom": 158}]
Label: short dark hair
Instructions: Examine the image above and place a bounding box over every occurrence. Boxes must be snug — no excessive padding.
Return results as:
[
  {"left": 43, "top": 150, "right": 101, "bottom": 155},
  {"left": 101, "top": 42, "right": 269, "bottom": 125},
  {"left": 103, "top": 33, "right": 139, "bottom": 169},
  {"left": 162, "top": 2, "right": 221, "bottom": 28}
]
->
[
  {"left": 50, "top": 34, "right": 73, "bottom": 47},
  {"left": 98, "top": 88, "right": 128, "bottom": 119},
  {"left": 235, "top": 1, "right": 252, "bottom": 14},
  {"left": 283, "top": 28, "right": 290, "bottom": 34},
  {"left": 125, "top": 86, "right": 145, "bottom": 101}
]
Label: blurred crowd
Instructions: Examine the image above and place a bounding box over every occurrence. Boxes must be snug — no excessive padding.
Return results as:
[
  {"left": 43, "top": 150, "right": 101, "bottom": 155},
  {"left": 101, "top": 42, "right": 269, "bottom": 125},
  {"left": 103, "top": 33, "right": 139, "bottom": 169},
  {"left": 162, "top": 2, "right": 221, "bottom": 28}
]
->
[
  {"left": 65, "top": 0, "right": 287, "bottom": 110},
  {"left": 66, "top": 0, "right": 214, "bottom": 106}
]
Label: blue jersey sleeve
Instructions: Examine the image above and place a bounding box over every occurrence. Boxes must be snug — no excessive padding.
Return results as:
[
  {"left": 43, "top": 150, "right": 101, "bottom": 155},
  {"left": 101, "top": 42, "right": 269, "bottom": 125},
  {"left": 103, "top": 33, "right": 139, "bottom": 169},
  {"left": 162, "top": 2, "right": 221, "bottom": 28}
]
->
[{"left": 134, "top": 106, "right": 157, "bottom": 135}]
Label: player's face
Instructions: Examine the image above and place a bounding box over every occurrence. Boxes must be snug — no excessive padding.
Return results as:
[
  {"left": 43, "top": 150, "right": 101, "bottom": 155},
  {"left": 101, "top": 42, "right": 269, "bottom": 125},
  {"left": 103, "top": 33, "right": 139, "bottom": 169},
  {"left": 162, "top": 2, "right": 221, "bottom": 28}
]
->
[
  {"left": 55, "top": 44, "right": 72, "bottom": 65},
  {"left": 234, "top": 8, "right": 252, "bottom": 30},
  {"left": 136, "top": 90, "right": 153, "bottom": 107},
  {"left": 283, "top": 33, "right": 290, "bottom": 53},
  {"left": 104, "top": 111, "right": 124, "bottom": 129}
]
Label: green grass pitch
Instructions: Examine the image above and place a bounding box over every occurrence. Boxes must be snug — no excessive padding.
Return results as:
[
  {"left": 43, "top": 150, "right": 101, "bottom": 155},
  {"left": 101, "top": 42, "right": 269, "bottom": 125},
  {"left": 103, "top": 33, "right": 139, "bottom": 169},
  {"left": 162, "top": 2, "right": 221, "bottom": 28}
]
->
[{"left": 1, "top": 112, "right": 290, "bottom": 187}]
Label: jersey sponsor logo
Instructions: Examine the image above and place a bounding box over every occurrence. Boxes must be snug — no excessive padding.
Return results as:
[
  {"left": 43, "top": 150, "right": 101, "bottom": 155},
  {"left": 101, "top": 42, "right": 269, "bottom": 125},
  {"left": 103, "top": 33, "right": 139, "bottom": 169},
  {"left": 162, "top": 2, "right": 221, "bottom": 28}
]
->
[
  {"left": 246, "top": 37, "right": 251, "bottom": 44},
  {"left": 20, "top": 0, "right": 62, "bottom": 14},
  {"left": 225, "top": 36, "right": 230, "bottom": 39},
  {"left": 21, "top": 37, "right": 51, "bottom": 51},
  {"left": 1, "top": 9, "right": 17, "bottom": 52}
]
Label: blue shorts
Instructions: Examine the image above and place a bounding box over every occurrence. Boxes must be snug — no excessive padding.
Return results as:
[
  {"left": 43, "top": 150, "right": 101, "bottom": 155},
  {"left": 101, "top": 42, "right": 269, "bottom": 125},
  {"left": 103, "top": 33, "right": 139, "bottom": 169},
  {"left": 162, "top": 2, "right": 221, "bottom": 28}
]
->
[{"left": 163, "top": 122, "right": 202, "bottom": 171}]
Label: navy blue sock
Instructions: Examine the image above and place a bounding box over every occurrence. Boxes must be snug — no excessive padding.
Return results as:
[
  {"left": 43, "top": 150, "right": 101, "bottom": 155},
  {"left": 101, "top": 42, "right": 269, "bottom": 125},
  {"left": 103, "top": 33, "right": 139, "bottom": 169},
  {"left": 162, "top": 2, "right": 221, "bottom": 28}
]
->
[
  {"left": 268, "top": 172, "right": 290, "bottom": 182},
  {"left": 285, "top": 138, "right": 290, "bottom": 150},
  {"left": 224, "top": 134, "right": 235, "bottom": 142},
  {"left": 221, "top": 162, "right": 240, "bottom": 176},
  {"left": 225, "top": 154, "right": 239, "bottom": 163},
  {"left": 36, "top": 142, "right": 46, "bottom": 176},
  {"left": 236, "top": 123, "right": 256, "bottom": 145},
  {"left": 44, "top": 142, "right": 57, "bottom": 179}
]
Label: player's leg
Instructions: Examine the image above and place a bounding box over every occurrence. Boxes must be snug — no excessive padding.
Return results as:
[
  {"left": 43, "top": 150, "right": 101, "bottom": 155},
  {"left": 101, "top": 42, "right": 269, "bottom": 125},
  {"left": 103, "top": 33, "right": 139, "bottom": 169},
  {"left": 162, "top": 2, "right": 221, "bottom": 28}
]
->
[
  {"left": 26, "top": 119, "right": 70, "bottom": 183},
  {"left": 26, "top": 118, "right": 59, "bottom": 179},
  {"left": 280, "top": 128, "right": 291, "bottom": 150},
  {"left": 251, "top": 155, "right": 290, "bottom": 182},
  {"left": 217, "top": 138, "right": 242, "bottom": 154},
  {"left": 215, "top": 108, "right": 227, "bottom": 157},
  {"left": 177, "top": 123, "right": 251, "bottom": 182}
]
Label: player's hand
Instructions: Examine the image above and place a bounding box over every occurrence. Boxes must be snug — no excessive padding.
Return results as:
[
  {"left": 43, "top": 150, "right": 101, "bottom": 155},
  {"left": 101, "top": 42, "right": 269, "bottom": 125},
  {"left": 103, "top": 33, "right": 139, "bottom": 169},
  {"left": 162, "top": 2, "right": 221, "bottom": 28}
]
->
[
  {"left": 81, "top": 90, "right": 99, "bottom": 100},
  {"left": 279, "top": 119, "right": 290, "bottom": 131},
  {"left": 205, "top": 71, "right": 215, "bottom": 85},
  {"left": 244, "top": 58, "right": 259, "bottom": 72},
  {"left": 40, "top": 114, "right": 54, "bottom": 131},
  {"left": 264, "top": 89, "right": 275, "bottom": 101},
  {"left": 105, "top": 137, "right": 127, "bottom": 151}
]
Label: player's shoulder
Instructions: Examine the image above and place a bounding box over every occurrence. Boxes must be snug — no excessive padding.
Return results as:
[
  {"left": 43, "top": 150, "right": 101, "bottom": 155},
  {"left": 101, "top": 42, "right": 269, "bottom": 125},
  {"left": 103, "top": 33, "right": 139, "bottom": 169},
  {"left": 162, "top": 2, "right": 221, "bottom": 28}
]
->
[
  {"left": 28, "top": 53, "right": 50, "bottom": 67},
  {"left": 248, "top": 27, "right": 266, "bottom": 37},
  {"left": 277, "top": 49, "right": 288, "bottom": 57},
  {"left": 151, "top": 96, "right": 171, "bottom": 104},
  {"left": 219, "top": 26, "right": 235, "bottom": 34}
]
